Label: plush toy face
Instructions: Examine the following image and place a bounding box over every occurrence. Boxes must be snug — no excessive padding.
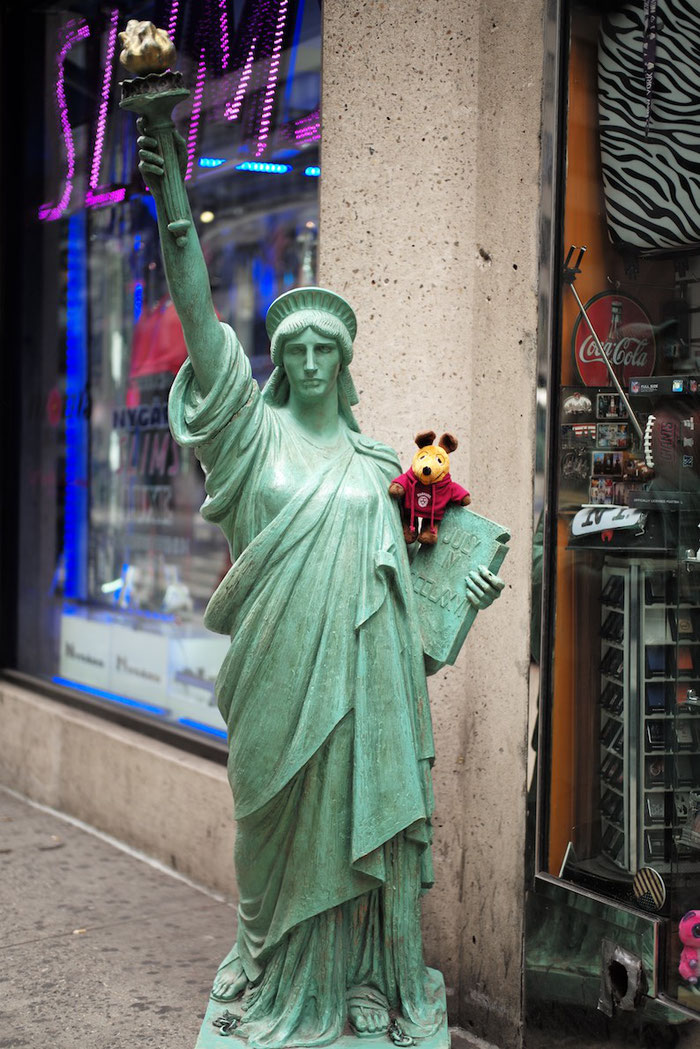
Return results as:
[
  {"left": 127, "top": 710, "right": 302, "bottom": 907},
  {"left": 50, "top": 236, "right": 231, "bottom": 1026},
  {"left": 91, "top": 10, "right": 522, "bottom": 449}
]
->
[
  {"left": 411, "top": 446, "right": 450, "bottom": 484},
  {"left": 410, "top": 430, "right": 458, "bottom": 485},
  {"left": 679, "top": 911, "right": 700, "bottom": 947}
]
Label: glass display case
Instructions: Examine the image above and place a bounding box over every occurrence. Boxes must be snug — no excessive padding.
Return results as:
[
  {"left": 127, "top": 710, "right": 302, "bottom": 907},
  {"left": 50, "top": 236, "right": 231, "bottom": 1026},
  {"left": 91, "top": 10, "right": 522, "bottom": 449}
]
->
[{"left": 529, "top": 0, "right": 700, "bottom": 1036}]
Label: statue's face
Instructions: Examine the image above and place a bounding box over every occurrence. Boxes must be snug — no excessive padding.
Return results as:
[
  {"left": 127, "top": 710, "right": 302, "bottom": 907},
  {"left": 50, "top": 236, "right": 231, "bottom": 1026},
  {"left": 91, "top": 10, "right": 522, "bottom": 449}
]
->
[{"left": 282, "top": 327, "right": 341, "bottom": 402}]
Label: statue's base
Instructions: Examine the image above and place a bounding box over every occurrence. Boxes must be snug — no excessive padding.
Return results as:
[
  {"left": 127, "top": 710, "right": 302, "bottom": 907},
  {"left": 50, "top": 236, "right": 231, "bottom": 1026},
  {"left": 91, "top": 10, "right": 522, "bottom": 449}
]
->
[{"left": 195, "top": 973, "right": 450, "bottom": 1049}]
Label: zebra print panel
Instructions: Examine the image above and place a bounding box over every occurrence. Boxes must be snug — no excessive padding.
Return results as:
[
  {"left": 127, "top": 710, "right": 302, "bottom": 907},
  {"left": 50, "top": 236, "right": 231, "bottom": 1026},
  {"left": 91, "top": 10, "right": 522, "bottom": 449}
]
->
[{"left": 598, "top": 1, "right": 700, "bottom": 255}]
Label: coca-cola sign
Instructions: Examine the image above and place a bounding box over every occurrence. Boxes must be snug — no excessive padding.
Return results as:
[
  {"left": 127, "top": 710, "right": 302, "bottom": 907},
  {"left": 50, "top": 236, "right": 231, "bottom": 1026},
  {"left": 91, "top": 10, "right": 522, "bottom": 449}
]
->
[{"left": 573, "top": 292, "right": 656, "bottom": 387}]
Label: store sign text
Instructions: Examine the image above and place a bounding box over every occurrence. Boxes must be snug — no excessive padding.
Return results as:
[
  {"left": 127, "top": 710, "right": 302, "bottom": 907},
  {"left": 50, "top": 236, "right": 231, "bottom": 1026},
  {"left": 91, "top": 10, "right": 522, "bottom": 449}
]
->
[
  {"left": 112, "top": 403, "right": 170, "bottom": 430},
  {"left": 573, "top": 293, "right": 656, "bottom": 387},
  {"left": 117, "top": 432, "right": 180, "bottom": 480}
]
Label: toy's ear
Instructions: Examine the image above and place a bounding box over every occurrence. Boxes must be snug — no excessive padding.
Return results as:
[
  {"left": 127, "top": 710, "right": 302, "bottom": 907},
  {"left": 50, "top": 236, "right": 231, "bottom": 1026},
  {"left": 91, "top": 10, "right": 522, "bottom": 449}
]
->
[
  {"left": 415, "top": 430, "right": 436, "bottom": 448},
  {"left": 438, "top": 433, "right": 458, "bottom": 453}
]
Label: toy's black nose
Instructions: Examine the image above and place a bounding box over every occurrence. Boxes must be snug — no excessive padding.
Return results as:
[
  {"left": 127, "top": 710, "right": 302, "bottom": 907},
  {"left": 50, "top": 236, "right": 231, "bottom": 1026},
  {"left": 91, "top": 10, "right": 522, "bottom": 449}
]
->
[{"left": 422, "top": 466, "right": 431, "bottom": 476}]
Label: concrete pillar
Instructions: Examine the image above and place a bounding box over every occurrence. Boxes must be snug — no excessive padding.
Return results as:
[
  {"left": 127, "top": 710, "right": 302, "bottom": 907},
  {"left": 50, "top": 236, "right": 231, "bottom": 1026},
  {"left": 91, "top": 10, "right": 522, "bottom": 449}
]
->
[{"left": 319, "top": 2, "right": 544, "bottom": 1044}]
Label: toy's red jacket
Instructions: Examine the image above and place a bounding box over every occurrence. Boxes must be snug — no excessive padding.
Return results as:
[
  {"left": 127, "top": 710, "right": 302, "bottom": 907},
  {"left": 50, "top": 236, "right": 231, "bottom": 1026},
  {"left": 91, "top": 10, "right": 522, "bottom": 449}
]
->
[{"left": 391, "top": 470, "right": 470, "bottom": 531}]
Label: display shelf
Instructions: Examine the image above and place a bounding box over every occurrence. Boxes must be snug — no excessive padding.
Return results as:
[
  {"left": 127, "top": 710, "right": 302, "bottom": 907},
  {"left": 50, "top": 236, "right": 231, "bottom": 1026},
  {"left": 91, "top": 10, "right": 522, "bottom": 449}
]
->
[
  {"left": 600, "top": 558, "right": 700, "bottom": 875},
  {"left": 599, "top": 565, "right": 631, "bottom": 870}
]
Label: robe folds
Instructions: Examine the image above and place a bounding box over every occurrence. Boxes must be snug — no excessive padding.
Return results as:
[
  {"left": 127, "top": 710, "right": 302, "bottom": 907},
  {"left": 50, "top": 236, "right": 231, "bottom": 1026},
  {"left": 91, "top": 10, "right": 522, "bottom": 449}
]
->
[{"left": 169, "top": 325, "right": 444, "bottom": 1047}]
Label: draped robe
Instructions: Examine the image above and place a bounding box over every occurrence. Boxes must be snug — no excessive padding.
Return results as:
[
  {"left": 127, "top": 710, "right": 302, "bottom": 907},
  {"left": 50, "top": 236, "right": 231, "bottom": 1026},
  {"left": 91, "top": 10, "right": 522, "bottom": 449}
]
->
[{"left": 169, "top": 325, "right": 444, "bottom": 1048}]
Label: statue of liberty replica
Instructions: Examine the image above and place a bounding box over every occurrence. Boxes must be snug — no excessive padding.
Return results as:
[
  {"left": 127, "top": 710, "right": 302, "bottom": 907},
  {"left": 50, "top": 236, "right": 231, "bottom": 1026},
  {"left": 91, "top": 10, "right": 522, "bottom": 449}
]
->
[{"left": 119, "top": 20, "right": 504, "bottom": 1049}]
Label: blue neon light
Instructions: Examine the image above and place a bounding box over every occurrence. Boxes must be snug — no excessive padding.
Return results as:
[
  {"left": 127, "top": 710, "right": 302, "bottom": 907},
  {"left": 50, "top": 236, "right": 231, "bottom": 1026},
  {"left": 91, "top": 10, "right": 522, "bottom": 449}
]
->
[
  {"left": 52, "top": 677, "right": 169, "bottom": 716},
  {"left": 198, "top": 157, "right": 227, "bottom": 168},
  {"left": 63, "top": 213, "right": 88, "bottom": 599},
  {"left": 60, "top": 600, "right": 175, "bottom": 625},
  {"left": 304, "top": 166, "right": 320, "bottom": 177},
  {"left": 235, "top": 161, "right": 291, "bottom": 174},
  {"left": 133, "top": 282, "right": 143, "bottom": 322},
  {"left": 252, "top": 256, "right": 277, "bottom": 319},
  {"left": 140, "top": 191, "right": 158, "bottom": 222},
  {"left": 177, "top": 718, "right": 228, "bottom": 740}
]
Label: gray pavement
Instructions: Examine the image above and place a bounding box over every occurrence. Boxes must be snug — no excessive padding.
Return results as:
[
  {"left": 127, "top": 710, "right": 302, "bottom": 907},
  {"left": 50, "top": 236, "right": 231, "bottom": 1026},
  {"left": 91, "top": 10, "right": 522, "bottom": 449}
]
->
[
  {"left": 3, "top": 786, "right": 700, "bottom": 1049},
  {"left": 0, "top": 787, "right": 237, "bottom": 1049}
]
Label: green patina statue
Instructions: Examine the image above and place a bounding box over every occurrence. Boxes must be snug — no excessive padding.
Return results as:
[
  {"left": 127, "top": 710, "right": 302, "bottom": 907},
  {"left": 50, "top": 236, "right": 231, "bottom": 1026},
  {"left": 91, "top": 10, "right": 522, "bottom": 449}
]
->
[{"left": 121, "top": 22, "right": 504, "bottom": 1049}]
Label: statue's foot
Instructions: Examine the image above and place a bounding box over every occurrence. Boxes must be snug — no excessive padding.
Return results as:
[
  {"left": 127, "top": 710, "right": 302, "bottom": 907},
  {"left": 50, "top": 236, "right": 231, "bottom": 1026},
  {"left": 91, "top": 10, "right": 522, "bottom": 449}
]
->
[
  {"left": 347, "top": 985, "right": 389, "bottom": 1038},
  {"left": 417, "top": 527, "right": 438, "bottom": 545},
  {"left": 211, "top": 953, "right": 247, "bottom": 1003}
]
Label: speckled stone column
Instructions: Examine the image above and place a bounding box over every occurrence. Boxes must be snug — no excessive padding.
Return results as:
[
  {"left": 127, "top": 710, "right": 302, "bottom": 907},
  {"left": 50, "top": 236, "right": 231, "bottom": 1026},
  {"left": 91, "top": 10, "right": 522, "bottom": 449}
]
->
[{"left": 319, "top": 2, "right": 545, "bottom": 1045}]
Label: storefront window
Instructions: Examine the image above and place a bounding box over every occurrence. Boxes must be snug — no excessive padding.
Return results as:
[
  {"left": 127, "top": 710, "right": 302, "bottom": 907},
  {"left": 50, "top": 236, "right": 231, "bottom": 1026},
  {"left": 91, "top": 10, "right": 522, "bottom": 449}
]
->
[
  {"left": 532, "top": 0, "right": 700, "bottom": 1034},
  {"left": 12, "top": 1, "right": 321, "bottom": 741}
]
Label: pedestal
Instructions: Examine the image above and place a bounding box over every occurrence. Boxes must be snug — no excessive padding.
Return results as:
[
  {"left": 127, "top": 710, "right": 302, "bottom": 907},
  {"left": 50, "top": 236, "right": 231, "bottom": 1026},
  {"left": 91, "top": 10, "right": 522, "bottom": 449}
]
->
[{"left": 195, "top": 970, "right": 450, "bottom": 1049}]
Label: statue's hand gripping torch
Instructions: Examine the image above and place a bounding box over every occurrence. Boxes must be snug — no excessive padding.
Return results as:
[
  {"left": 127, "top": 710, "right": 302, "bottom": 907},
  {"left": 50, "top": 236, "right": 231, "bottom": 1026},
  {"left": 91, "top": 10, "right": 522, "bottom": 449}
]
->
[{"left": 119, "top": 20, "right": 191, "bottom": 247}]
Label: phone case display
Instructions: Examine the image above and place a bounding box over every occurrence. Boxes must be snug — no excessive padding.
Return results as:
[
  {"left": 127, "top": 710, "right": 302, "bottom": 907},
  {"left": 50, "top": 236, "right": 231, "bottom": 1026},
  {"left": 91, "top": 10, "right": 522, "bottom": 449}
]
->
[{"left": 599, "top": 558, "right": 700, "bottom": 875}]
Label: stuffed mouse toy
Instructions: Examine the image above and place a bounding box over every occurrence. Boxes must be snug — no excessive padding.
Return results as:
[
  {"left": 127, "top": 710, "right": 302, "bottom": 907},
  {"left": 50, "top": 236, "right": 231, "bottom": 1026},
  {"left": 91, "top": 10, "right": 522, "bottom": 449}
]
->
[{"left": 389, "top": 430, "right": 470, "bottom": 544}]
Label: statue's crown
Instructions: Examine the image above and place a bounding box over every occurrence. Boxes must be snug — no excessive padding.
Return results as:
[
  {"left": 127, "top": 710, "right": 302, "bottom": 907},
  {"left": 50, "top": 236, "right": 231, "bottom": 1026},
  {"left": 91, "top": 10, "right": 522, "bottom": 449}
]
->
[{"left": 266, "top": 287, "right": 357, "bottom": 342}]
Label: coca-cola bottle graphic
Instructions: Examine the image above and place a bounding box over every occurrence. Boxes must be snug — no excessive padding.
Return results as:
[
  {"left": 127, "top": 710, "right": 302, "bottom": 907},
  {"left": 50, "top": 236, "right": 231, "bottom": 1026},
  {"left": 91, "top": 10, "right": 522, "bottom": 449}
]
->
[
  {"left": 603, "top": 300, "right": 622, "bottom": 361},
  {"left": 575, "top": 293, "right": 655, "bottom": 386}
]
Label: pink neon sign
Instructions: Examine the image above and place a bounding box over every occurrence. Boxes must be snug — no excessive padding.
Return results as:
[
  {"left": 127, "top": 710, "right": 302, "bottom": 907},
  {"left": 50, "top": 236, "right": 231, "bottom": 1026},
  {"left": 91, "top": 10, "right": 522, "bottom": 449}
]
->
[
  {"left": 225, "top": 36, "right": 258, "bottom": 121},
  {"left": 85, "top": 9, "right": 126, "bottom": 210},
  {"left": 39, "top": 1, "right": 321, "bottom": 217},
  {"left": 38, "top": 19, "right": 91, "bottom": 221},
  {"left": 255, "top": 0, "right": 289, "bottom": 157},
  {"left": 185, "top": 49, "right": 207, "bottom": 181},
  {"left": 295, "top": 109, "right": 321, "bottom": 144},
  {"left": 168, "top": 0, "right": 180, "bottom": 41},
  {"left": 219, "top": 0, "right": 231, "bottom": 72}
]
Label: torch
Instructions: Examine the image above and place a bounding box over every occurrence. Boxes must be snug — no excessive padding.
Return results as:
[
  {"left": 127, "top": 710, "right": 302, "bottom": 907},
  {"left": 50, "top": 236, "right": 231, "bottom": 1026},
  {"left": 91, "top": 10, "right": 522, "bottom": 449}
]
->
[{"left": 119, "top": 20, "right": 191, "bottom": 247}]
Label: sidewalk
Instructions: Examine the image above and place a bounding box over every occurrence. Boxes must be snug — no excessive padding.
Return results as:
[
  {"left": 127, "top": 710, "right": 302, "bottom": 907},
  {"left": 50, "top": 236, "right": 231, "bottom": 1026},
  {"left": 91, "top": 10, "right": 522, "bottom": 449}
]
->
[
  {"left": 4, "top": 786, "right": 700, "bottom": 1049},
  {"left": 0, "top": 789, "right": 499, "bottom": 1049},
  {"left": 0, "top": 787, "right": 238, "bottom": 1049}
]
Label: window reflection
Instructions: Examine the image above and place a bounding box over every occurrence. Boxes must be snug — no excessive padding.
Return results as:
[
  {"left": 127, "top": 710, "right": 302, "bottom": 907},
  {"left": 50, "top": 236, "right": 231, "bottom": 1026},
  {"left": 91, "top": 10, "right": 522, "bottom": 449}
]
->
[{"left": 17, "top": 0, "right": 321, "bottom": 740}]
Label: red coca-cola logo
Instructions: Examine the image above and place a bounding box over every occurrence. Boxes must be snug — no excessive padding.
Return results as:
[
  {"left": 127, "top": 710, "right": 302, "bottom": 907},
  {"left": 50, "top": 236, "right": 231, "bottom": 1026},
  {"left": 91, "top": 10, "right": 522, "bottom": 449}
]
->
[{"left": 573, "top": 292, "right": 656, "bottom": 387}]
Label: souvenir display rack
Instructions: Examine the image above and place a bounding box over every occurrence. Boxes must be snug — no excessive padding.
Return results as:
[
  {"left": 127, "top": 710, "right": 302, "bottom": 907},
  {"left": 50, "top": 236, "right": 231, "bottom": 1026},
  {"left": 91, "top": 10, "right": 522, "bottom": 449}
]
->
[{"left": 600, "top": 557, "right": 700, "bottom": 874}]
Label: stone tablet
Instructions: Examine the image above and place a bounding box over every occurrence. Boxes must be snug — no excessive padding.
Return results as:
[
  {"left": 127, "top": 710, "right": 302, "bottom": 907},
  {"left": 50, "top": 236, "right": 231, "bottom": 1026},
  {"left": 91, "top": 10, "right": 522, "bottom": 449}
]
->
[{"left": 411, "top": 505, "right": 510, "bottom": 668}]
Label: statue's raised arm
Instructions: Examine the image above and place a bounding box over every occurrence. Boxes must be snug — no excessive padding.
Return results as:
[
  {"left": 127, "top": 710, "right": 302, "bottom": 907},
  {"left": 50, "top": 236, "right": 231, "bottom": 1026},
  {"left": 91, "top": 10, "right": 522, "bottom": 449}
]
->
[{"left": 119, "top": 21, "right": 224, "bottom": 395}]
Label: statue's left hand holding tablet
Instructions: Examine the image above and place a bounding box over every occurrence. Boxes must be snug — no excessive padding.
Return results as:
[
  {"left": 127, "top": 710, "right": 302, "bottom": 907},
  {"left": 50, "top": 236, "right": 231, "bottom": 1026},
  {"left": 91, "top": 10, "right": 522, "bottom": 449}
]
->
[{"left": 466, "top": 566, "right": 505, "bottom": 610}]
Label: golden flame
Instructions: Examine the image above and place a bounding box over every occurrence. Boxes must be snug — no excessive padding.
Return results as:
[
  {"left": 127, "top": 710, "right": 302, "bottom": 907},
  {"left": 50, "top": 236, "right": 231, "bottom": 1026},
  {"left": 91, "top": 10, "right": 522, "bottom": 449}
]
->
[{"left": 119, "top": 20, "right": 176, "bottom": 75}]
